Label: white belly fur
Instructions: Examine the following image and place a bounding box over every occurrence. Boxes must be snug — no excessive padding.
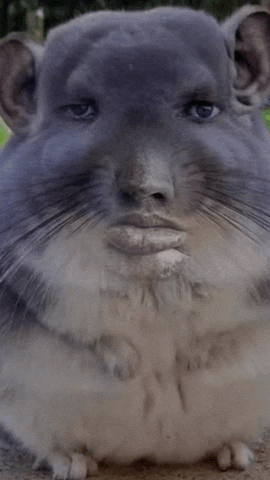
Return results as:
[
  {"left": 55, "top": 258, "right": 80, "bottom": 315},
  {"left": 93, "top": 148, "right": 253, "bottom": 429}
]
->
[{"left": 3, "top": 227, "right": 270, "bottom": 464}]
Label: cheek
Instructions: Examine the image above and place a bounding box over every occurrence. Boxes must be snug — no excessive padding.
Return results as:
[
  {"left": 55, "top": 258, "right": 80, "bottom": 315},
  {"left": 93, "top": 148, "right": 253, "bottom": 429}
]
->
[
  {"left": 172, "top": 161, "right": 205, "bottom": 214},
  {"left": 190, "top": 118, "right": 260, "bottom": 173},
  {"left": 40, "top": 130, "right": 92, "bottom": 176},
  {"left": 25, "top": 226, "right": 108, "bottom": 289}
]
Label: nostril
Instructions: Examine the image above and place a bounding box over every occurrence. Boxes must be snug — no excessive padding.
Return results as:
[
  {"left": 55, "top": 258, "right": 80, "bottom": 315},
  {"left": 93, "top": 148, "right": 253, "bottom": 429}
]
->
[
  {"left": 147, "top": 180, "right": 174, "bottom": 203},
  {"left": 152, "top": 192, "right": 166, "bottom": 202}
]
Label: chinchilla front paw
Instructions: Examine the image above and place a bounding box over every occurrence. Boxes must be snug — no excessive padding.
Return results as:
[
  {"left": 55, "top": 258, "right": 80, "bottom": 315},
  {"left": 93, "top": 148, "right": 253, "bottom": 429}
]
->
[{"left": 94, "top": 334, "right": 141, "bottom": 381}]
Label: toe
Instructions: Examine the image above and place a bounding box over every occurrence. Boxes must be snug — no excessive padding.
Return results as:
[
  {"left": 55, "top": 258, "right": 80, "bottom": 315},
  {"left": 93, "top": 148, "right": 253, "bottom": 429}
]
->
[
  {"left": 217, "top": 445, "right": 232, "bottom": 471},
  {"left": 231, "top": 441, "right": 254, "bottom": 470},
  {"left": 69, "top": 453, "right": 87, "bottom": 480},
  {"left": 32, "top": 456, "right": 46, "bottom": 471},
  {"left": 50, "top": 453, "right": 71, "bottom": 480},
  {"left": 86, "top": 456, "right": 98, "bottom": 476}
]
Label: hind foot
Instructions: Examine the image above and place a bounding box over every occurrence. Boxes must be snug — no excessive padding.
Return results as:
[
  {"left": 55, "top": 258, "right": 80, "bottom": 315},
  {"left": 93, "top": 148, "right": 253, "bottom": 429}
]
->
[
  {"left": 217, "top": 441, "right": 254, "bottom": 471},
  {"left": 39, "top": 452, "right": 98, "bottom": 480}
]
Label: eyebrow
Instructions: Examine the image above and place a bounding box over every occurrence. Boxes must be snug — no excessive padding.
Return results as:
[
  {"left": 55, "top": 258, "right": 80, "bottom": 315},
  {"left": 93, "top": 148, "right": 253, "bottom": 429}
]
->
[
  {"left": 182, "top": 85, "right": 218, "bottom": 102},
  {"left": 66, "top": 66, "right": 103, "bottom": 100},
  {"left": 175, "top": 65, "right": 219, "bottom": 102}
]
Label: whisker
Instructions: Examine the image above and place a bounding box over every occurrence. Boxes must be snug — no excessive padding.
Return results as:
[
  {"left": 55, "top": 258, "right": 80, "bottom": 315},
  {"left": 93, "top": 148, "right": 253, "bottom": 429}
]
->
[
  {"left": 203, "top": 186, "right": 270, "bottom": 231},
  {"left": 0, "top": 210, "right": 81, "bottom": 282},
  {"left": 198, "top": 203, "right": 260, "bottom": 241}
]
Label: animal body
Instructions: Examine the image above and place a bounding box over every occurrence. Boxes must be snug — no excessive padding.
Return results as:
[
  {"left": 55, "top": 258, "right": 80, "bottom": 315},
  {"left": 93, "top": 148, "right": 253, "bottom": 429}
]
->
[{"left": 1, "top": 4, "right": 270, "bottom": 478}]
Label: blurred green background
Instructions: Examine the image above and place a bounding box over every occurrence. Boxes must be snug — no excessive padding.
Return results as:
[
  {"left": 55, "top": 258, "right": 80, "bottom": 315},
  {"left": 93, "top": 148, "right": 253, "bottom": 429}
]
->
[
  {"left": 261, "top": 111, "right": 270, "bottom": 131},
  {"left": 0, "top": 119, "right": 11, "bottom": 148},
  {"left": 0, "top": 0, "right": 269, "bottom": 148}
]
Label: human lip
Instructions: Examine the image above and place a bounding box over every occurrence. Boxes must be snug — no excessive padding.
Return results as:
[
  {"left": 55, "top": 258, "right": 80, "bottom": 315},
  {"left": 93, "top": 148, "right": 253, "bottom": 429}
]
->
[
  {"left": 107, "top": 214, "right": 186, "bottom": 255},
  {"left": 112, "top": 213, "right": 184, "bottom": 230}
]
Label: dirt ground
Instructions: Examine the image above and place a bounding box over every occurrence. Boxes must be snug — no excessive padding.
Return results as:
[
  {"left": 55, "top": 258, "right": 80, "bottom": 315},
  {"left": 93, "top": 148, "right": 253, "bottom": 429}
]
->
[{"left": 1, "top": 430, "right": 270, "bottom": 480}]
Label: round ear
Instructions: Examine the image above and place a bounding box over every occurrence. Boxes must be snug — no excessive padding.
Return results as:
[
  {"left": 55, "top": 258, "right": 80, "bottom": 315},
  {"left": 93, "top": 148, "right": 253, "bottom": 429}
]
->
[
  {"left": 222, "top": 5, "right": 270, "bottom": 113},
  {"left": 0, "top": 33, "right": 43, "bottom": 132}
]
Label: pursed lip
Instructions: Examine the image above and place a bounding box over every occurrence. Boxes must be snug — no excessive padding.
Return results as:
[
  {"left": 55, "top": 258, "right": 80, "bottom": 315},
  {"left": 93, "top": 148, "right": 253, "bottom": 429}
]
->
[
  {"left": 107, "top": 213, "right": 186, "bottom": 255},
  {"left": 111, "top": 213, "right": 185, "bottom": 230}
]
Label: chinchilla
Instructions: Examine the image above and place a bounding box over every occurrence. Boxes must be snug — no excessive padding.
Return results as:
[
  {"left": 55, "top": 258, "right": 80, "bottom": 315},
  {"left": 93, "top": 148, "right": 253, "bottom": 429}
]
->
[{"left": 0, "top": 4, "right": 270, "bottom": 478}]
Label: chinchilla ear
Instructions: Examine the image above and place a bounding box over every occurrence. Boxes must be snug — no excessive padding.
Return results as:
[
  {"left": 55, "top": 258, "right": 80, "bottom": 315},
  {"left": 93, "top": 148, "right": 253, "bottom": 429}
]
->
[
  {"left": 222, "top": 5, "right": 270, "bottom": 113},
  {"left": 0, "top": 33, "right": 43, "bottom": 132}
]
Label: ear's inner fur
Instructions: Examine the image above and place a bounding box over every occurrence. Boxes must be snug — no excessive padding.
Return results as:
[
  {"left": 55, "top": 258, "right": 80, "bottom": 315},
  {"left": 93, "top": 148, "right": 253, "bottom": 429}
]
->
[
  {"left": 223, "top": 9, "right": 270, "bottom": 110},
  {"left": 0, "top": 36, "right": 40, "bottom": 130}
]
